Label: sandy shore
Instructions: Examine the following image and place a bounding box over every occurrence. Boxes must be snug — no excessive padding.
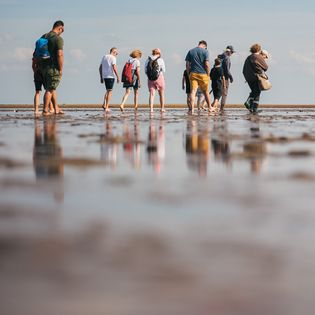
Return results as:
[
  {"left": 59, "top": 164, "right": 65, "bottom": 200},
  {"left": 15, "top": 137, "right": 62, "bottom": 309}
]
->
[{"left": 1, "top": 108, "right": 315, "bottom": 315}]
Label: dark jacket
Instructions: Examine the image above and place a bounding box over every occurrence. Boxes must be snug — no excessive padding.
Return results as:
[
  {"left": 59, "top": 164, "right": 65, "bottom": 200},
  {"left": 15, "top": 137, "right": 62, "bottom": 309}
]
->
[
  {"left": 243, "top": 53, "right": 268, "bottom": 82},
  {"left": 219, "top": 52, "right": 232, "bottom": 81}
]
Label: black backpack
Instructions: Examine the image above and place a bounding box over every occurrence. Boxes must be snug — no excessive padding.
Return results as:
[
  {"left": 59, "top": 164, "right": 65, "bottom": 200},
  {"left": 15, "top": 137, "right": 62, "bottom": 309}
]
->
[{"left": 146, "top": 56, "right": 160, "bottom": 81}]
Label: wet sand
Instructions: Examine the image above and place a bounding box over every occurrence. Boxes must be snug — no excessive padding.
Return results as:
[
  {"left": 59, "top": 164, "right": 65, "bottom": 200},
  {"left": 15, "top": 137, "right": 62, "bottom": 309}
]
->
[{"left": 1, "top": 107, "right": 315, "bottom": 315}]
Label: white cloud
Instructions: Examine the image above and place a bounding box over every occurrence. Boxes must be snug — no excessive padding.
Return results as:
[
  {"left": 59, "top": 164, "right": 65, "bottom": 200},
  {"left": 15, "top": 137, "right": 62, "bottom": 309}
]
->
[
  {"left": 289, "top": 50, "right": 315, "bottom": 75},
  {"left": 13, "top": 47, "right": 33, "bottom": 61},
  {"left": 69, "top": 49, "right": 87, "bottom": 62}
]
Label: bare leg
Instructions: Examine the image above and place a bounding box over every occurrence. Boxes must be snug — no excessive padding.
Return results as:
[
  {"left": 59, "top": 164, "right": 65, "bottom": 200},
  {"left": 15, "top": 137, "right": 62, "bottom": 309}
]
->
[
  {"left": 105, "top": 90, "right": 113, "bottom": 112},
  {"left": 149, "top": 89, "right": 155, "bottom": 113},
  {"left": 158, "top": 89, "right": 165, "bottom": 112},
  {"left": 120, "top": 89, "right": 131, "bottom": 111},
  {"left": 51, "top": 91, "right": 63, "bottom": 114},
  {"left": 134, "top": 89, "right": 139, "bottom": 110},
  {"left": 203, "top": 90, "right": 212, "bottom": 112},
  {"left": 186, "top": 95, "right": 190, "bottom": 110},
  {"left": 43, "top": 90, "right": 53, "bottom": 115},
  {"left": 189, "top": 89, "right": 197, "bottom": 114},
  {"left": 34, "top": 91, "right": 40, "bottom": 115}
]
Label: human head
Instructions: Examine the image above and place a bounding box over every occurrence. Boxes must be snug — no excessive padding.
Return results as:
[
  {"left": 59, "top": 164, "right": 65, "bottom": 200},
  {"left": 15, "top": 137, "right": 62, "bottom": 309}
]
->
[
  {"left": 110, "top": 47, "right": 118, "bottom": 56},
  {"left": 225, "top": 45, "right": 235, "bottom": 55},
  {"left": 130, "top": 49, "right": 142, "bottom": 58},
  {"left": 198, "top": 40, "right": 207, "bottom": 49},
  {"left": 261, "top": 49, "right": 270, "bottom": 59},
  {"left": 214, "top": 58, "right": 221, "bottom": 66},
  {"left": 152, "top": 48, "right": 161, "bottom": 56},
  {"left": 250, "top": 43, "right": 262, "bottom": 54},
  {"left": 52, "top": 20, "right": 64, "bottom": 35}
]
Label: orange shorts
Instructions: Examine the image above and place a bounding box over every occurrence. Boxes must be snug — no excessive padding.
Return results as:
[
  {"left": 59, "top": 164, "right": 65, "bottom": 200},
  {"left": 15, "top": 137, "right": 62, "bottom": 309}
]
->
[{"left": 189, "top": 72, "right": 209, "bottom": 93}]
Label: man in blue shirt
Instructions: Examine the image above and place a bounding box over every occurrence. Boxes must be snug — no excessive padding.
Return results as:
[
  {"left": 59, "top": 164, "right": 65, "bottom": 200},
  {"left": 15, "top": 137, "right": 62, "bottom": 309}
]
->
[{"left": 185, "top": 40, "right": 211, "bottom": 114}]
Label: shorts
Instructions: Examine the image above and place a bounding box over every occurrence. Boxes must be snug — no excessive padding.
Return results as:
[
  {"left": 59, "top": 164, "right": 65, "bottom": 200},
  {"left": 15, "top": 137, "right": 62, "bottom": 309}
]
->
[
  {"left": 104, "top": 78, "right": 115, "bottom": 90},
  {"left": 40, "top": 64, "right": 61, "bottom": 91},
  {"left": 34, "top": 71, "right": 44, "bottom": 91},
  {"left": 123, "top": 79, "right": 139, "bottom": 90},
  {"left": 148, "top": 73, "right": 165, "bottom": 92},
  {"left": 212, "top": 82, "right": 223, "bottom": 100},
  {"left": 189, "top": 72, "right": 209, "bottom": 93}
]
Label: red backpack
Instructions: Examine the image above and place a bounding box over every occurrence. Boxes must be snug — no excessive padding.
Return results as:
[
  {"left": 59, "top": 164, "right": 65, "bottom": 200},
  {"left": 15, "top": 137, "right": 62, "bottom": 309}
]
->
[{"left": 121, "top": 61, "right": 133, "bottom": 84}]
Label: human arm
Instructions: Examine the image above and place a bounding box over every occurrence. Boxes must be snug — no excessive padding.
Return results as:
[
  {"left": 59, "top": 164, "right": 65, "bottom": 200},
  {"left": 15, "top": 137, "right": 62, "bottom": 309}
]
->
[
  {"left": 205, "top": 60, "right": 210, "bottom": 76},
  {"left": 186, "top": 60, "right": 190, "bottom": 73},
  {"left": 57, "top": 49, "right": 63, "bottom": 76},
  {"left": 112, "top": 64, "right": 120, "bottom": 83},
  {"left": 99, "top": 64, "right": 103, "bottom": 83},
  {"left": 135, "top": 66, "right": 141, "bottom": 87},
  {"left": 182, "top": 74, "right": 185, "bottom": 90}
]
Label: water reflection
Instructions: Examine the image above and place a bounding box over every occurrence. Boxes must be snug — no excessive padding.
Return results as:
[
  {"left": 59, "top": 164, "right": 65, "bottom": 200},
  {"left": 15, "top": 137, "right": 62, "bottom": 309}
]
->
[
  {"left": 33, "top": 118, "right": 63, "bottom": 179},
  {"left": 100, "top": 120, "right": 118, "bottom": 169},
  {"left": 185, "top": 119, "right": 210, "bottom": 177},
  {"left": 211, "top": 116, "right": 231, "bottom": 168},
  {"left": 146, "top": 119, "right": 165, "bottom": 173},
  {"left": 243, "top": 120, "right": 267, "bottom": 175},
  {"left": 33, "top": 117, "right": 64, "bottom": 202}
]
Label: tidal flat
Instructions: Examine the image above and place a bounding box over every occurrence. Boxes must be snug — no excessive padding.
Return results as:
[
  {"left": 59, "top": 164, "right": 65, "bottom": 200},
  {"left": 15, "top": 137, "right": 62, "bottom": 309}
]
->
[{"left": 1, "top": 108, "right": 315, "bottom": 315}]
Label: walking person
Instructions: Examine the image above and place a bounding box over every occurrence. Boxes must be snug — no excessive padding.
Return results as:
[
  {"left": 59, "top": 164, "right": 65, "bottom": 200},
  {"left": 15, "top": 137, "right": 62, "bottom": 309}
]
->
[
  {"left": 243, "top": 43, "right": 268, "bottom": 113},
  {"left": 145, "top": 48, "right": 166, "bottom": 113},
  {"left": 210, "top": 58, "right": 225, "bottom": 111},
  {"left": 119, "top": 49, "right": 142, "bottom": 112},
  {"left": 99, "top": 47, "right": 120, "bottom": 113},
  {"left": 185, "top": 40, "right": 212, "bottom": 114},
  {"left": 32, "top": 52, "right": 54, "bottom": 116},
  {"left": 218, "top": 45, "right": 235, "bottom": 110},
  {"left": 38, "top": 20, "right": 65, "bottom": 115}
]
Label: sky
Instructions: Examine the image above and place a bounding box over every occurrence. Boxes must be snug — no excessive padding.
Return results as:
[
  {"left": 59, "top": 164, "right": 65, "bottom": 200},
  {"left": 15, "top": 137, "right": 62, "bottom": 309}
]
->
[{"left": 1, "top": 0, "right": 315, "bottom": 105}]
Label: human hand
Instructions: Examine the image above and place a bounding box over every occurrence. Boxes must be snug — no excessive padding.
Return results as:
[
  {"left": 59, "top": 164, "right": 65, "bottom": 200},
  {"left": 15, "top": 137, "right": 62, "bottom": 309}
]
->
[{"left": 229, "top": 75, "right": 233, "bottom": 83}]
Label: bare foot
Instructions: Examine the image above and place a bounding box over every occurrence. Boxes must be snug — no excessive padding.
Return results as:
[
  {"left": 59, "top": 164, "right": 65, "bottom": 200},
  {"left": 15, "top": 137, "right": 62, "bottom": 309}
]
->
[{"left": 119, "top": 105, "right": 124, "bottom": 112}]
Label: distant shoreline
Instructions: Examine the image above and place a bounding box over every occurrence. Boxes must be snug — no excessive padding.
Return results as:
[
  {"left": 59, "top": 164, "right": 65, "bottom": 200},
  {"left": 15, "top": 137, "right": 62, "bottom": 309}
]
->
[{"left": 2, "top": 104, "right": 315, "bottom": 109}]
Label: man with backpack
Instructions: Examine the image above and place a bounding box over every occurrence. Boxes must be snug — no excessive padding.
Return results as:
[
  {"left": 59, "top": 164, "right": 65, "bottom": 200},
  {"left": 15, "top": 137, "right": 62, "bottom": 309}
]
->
[
  {"left": 36, "top": 20, "right": 65, "bottom": 115},
  {"left": 218, "top": 45, "right": 235, "bottom": 111},
  {"left": 145, "top": 48, "right": 166, "bottom": 113}
]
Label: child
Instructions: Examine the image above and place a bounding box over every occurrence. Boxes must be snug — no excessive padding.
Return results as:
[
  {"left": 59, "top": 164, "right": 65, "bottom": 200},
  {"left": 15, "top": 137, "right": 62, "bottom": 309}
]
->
[
  {"left": 182, "top": 69, "right": 191, "bottom": 110},
  {"left": 210, "top": 58, "right": 225, "bottom": 111}
]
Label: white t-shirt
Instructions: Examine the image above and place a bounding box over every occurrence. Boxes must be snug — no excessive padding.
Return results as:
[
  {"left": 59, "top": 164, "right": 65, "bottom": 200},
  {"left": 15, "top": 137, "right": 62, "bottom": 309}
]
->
[
  {"left": 145, "top": 55, "right": 166, "bottom": 74},
  {"left": 127, "top": 57, "right": 140, "bottom": 70},
  {"left": 100, "top": 54, "right": 116, "bottom": 79}
]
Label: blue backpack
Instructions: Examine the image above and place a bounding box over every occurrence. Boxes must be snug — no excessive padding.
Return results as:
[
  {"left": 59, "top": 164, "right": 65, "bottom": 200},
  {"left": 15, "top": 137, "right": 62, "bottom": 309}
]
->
[{"left": 34, "top": 36, "right": 50, "bottom": 59}]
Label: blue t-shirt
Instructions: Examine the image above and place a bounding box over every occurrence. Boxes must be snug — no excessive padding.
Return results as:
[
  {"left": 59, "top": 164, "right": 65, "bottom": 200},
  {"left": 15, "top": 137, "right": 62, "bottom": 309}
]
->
[{"left": 185, "top": 47, "right": 209, "bottom": 74}]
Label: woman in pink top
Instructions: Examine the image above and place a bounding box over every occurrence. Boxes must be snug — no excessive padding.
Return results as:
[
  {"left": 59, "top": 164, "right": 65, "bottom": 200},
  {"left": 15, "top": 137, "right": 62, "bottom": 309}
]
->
[{"left": 145, "top": 48, "right": 166, "bottom": 113}]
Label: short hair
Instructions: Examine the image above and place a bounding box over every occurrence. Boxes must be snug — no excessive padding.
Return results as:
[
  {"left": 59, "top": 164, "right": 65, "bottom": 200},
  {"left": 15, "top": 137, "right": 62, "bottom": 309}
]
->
[
  {"left": 130, "top": 49, "right": 142, "bottom": 58},
  {"left": 198, "top": 40, "right": 207, "bottom": 48},
  {"left": 214, "top": 58, "right": 221, "bottom": 66},
  {"left": 53, "top": 20, "right": 64, "bottom": 29},
  {"left": 250, "top": 43, "right": 261, "bottom": 54},
  {"left": 152, "top": 48, "right": 161, "bottom": 56},
  {"left": 110, "top": 47, "right": 117, "bottom": 53}
]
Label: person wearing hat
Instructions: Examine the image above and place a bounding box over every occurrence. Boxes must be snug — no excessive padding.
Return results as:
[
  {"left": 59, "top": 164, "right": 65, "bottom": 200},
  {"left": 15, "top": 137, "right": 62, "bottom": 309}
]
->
[{"left": 218, "top": 45, "right": 235, "bottom": 111}]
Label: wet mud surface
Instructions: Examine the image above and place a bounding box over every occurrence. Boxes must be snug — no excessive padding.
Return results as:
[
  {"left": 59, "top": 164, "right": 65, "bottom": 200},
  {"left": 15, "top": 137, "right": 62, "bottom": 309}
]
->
[{"left": 1, "top": 108, "right": 315, "bottom": 314}]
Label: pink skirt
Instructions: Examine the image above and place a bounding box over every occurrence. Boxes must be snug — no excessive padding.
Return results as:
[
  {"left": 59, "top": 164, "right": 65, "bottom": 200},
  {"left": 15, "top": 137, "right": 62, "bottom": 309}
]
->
[{"left": 148, "top": 73, "right": 165, "bottom": 92}]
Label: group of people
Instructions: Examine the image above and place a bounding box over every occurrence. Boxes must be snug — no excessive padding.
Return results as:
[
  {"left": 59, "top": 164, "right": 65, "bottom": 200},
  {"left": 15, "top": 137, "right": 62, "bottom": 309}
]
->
[{"left": 32, "top": 21, "right": 270, "bottom": 116}]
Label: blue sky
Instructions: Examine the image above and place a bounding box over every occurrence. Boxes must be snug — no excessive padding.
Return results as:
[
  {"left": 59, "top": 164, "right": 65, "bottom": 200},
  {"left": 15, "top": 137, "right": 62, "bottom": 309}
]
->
[{"left": 1, "top": 0, "right": 315, "bottom": 105}]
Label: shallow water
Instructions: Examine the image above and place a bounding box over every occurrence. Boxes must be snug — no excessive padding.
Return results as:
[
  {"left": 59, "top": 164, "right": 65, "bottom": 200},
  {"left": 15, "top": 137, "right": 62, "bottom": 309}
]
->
[{"left": 1, "top": 108, "right": 315, "bottom": 315}]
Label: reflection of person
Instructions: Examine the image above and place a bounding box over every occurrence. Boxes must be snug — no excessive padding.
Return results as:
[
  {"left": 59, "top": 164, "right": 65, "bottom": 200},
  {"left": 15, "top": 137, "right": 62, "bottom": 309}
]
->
[
  {"left": 243, "top": 123, "right": 267, "bottom": 175},
  {"left": 100, "top": 120, "right": 118, "bottom": 169},
  {"left": 33, "top": 118, "right": 63, "bottom": 178},
  {"left": 185, "top": 40, "right": 212, "bottom": 113},
  {"left": 39, "top": 20, "right": 65, "bottom": 115},
  {"left": 120, "top": 49, "right": 142, "bottom": 112},
  {"left": 145, "top": 48, "right": 166, "bottom": 113},
  {"left": 146, "top": 121, "right": 165, "bottom": 173},
  {"left": 99, "top": 47, "right": 120, "bottom": 113},
  {"left": 218, "top": 45, "right": 235, "bottom": 110},
  {"left": 122, "top": 118, "right": 142, "bottom": 169},
  {"left": 185, "top": 120, "right": 209, "bottom": 177},
  {"left": 243, "top": 43, "right": 268, "bottom": 114}
]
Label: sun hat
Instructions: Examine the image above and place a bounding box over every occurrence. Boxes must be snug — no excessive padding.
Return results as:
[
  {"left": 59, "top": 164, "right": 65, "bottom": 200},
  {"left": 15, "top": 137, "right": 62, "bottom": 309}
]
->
[{"left": 226, "top": 45, "right": 235, "bottom": 53}]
